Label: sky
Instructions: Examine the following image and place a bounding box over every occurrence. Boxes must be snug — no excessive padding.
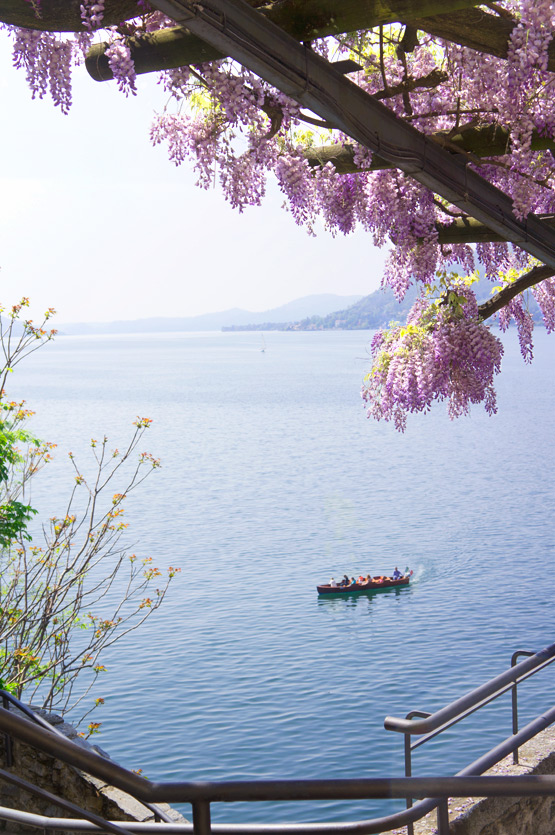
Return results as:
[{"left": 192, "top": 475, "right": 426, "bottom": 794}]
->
[{"left": 0, "top": 35, "right": 387, "bottom": 324}]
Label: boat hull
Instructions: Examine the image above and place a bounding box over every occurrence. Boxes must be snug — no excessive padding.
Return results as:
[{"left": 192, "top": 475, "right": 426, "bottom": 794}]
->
[{"left": 317, "top": 577, "right": 410, "bottom": 595}]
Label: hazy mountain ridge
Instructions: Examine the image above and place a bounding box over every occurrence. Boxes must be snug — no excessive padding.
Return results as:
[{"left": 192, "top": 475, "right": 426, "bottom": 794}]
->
[
  {"left": 57, "top": 294, "right": 364, "bottom": 335},
  {"left": 56, "top": 283, "right": 546, "bottom": 336},
  {"left": 222, "top": 285, "right": 419, "bottom": 331},
  {"left": 224, "top": 277, "right": 546, "bottom": 331}
]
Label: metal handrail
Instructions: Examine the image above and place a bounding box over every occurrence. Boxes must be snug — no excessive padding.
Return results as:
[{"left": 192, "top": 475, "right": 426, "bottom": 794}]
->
[
  {"left": 1, "top": 702, "right": 554, "bottom": 835},
  {"left": 0, "top": 693, "right": 174, "bottom": 825},
  {"left": 382, "top": 642, "right": 555, "bottom": 835},
  {"left": 1, "top": 694, "right": 70, "bottom": 738},
  {"left": 1, "top": 774, "right": 555, "bottom": 835},
  {"left": 410, "top": 659, "right": 552, "bottom": 753},
  {"left": 384, "top": 641, "right": 555, "bottom": 736}
]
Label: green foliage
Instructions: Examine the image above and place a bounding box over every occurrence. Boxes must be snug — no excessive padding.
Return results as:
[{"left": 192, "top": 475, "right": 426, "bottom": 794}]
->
[
  {"left": 0, "top": 500, "right": 37, "bottom": 547},
  {"left": 0, "top": 300, "right": 180, "bottom": 725},
  {"left": 0, "top": 300, "right": 56, "bottom": 544}
]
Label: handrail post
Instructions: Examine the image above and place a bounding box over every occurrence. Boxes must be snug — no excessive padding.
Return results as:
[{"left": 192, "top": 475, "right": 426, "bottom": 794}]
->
[
  {"left": 511, "top": 678, "right": 519, "bottom": 765},
  {"left": 436, "top": 798, "right": 450, "bottom": 834},
  {"left": 511, "top": 650, "right": 534, "bottom": 765},
  {"left": 405, "top": 731, "right": 412, "bottom": 779},
  {"left": 399, "top": 710, "right": 432, "bottom": 835},
  {"left": 2, "top": 694, "right": 13, "bottom": 768},
  {"left": 404, "top": 732, "right": 414, "bottom": 835},
  {"left": 192, "top": 800, "right": 211, "bottom": 835}
]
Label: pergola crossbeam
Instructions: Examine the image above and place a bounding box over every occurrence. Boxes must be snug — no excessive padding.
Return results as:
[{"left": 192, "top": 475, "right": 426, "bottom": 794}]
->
[{"left": 85, "top": 0, "right": 485, "bottom": 80}]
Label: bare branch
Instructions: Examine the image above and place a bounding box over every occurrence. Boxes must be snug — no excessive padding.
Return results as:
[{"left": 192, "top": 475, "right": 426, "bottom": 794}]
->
[
  {"left": 0, "top": 307, "right": 178, "bottom": 723},
  {"left": 373, "top": 68, "right": 448, "bottom": 101}
]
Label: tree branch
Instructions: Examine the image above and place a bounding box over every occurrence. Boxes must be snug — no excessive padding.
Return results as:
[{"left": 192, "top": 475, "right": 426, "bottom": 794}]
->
[
  {"left": 373, "top": 68, "right": 448, "bottom": 101},
  {"left": 482, "top": 2, "right": 515, "bottom": 21},
  {"left": 478, "top": 265, "right": 555, "bottom": 320}
]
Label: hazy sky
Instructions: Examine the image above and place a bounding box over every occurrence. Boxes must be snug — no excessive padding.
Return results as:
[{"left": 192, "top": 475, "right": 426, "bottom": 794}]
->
[{"left": 0, "top": 36, "right": 387, "bottom": 323}]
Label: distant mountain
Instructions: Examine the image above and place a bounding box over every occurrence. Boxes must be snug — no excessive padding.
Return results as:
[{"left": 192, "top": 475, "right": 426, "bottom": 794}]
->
[
  {"left": 223, "top": 285, "right": 419, "bottom": 331},
  {"left": 224, "top": 275, "right": 546, "bottom": 332},
  {"left": 57, "top": 294, "right": 364, "bottom": 335},
  {"left": 56, "top": 283, "right": 547, "bottom": 336}
]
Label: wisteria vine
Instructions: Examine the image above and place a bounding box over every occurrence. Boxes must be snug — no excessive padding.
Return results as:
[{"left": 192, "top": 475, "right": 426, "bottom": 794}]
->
[
  {"left": 362, "top": 273, "right": 505, "bottom": 431},
  {"left": 2, "top": 0, "right": 555, "bottom": 428}
]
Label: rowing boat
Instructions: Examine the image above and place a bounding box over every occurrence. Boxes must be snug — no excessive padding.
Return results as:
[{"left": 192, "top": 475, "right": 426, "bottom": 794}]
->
[{"left": 317, "top": 575, "right": 410, "bottom": 595}]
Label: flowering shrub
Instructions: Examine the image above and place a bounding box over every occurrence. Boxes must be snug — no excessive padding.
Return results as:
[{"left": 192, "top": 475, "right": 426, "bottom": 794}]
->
[{"left": 0, "top": 302, "right": 180, "bottom": 723}]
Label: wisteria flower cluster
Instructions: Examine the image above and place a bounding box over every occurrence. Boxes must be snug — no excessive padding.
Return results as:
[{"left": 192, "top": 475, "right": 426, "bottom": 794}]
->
[
  {"left": 80, "top": 1, "right": 105, "bottom": 32},
  {"left": 362, "top": 274, "right": 505, "bottom": 431},
  {"left": 3, "top": 0, "right": 555, "bottom": 425},
  {"left": 12, "top": 27, "right": 73, "bottom": 113},
  {"left": 105, "top": 40, "right": 137, "bottom": 96}
]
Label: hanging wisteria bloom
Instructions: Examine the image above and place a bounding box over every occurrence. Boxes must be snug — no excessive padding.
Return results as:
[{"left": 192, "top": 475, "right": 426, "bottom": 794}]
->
[
  {"left": 362, "top": 274, "right": 505, "bottom": 432},
  {"left": 105, "top": 39, "right": 137, "bottom": 96}
]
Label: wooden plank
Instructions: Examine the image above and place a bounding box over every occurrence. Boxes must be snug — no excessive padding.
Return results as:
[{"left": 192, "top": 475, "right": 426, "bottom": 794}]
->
[{"left": 86, "top": 0, "right": 484, "bottom": 80}]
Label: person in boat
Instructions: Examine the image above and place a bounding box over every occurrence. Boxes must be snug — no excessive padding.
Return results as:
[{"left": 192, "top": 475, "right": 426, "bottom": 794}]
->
[
  {"left": 358, "top": 575, "right": 365, "bottom": 584},
  {"left": 330, "top": 577, "right": 338, "bottom": 587},
  {"left": 339, "top": 574, "right": 350, "bottom": 586},
  {"left": 350, "top": 577, "right": 357, "bottom": 585},
  {"left": 392, "top": 567, "right": 402, "bottom": 580},
  {"left": 364, "top": 574, "right": 372, "bottom": 584}
]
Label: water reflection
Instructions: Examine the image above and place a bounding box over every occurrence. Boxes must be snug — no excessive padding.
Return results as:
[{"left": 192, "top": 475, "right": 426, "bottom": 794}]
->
[{"left": 316, "top": 585, "right": 411, "bottom": 609}]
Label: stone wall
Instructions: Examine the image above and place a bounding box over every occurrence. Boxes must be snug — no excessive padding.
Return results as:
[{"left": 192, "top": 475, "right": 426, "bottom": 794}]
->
[
  {"left": 391, "top": 726, "right": 555, "bottom": 835},
  {"left": 1, "top": 705, "right": 552, "bottom": 835},
  {"left": 0, "top": 705, "right": 186, "bottom": 831}
]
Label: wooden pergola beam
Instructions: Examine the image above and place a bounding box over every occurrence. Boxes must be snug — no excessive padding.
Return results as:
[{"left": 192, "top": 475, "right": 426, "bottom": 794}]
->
[
  {"left": 86, "top": 0, "right": 484, "bottom": 80},
  {"left": 406, "top": 7, "right": 555, "bottom": 73},
  {"left": 303, "top": 128, "right": 555, "bottom": 174},
  {"left": 0, "top": 0, "right": 140, "bottom": 32},
  {"left": 437, "top": 215, "right": 555, "bottom": 245},
  {"left": 304, "top": 129, "right": 555, "bottom": 244},
  {"left": 301, "top": 132, "right": 555, "bottom": 243}
]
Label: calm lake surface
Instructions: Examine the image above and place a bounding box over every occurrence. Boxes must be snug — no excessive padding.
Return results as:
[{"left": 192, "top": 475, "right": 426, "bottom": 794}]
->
[{"left": 8, "top": 328, "right": 555, "bottom": 824}]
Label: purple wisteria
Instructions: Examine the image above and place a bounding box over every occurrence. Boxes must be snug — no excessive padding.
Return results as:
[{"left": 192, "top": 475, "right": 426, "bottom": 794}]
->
[
  {"left": 362, "top": 278, "right": 505, "bottom": 431},
  {"left": 105, "top": 40, "right": 137, "bottom": 96},
  {"left": 80, "top": 1, "right": 105, "bottom": 31},
  {"left": 2, "top": 1, "right": 555, "bottom": 427},
  {"left": 12, "top": 29, "right": 73, "bottom": 113}
]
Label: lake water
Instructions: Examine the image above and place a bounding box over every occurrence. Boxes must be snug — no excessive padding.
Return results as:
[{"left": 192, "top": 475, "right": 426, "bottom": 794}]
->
[{"left": 6, "top": 328, "right": 555, "bottom": 825}]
